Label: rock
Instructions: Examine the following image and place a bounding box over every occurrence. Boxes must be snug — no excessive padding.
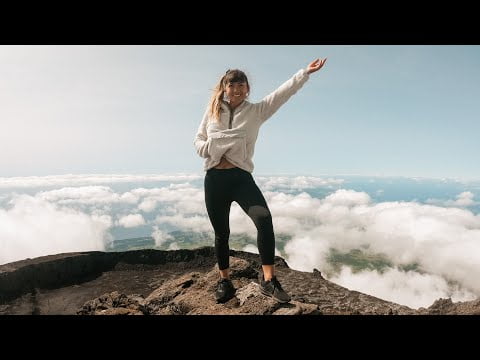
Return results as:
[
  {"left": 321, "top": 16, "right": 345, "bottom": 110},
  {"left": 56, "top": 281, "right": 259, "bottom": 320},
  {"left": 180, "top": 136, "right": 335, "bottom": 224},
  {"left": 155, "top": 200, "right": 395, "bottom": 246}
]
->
[
  {"left": 272, "top": 302, "right": 321, "bottom": 315},
  {"left": 77, "top": 291, "right": 146, "bottom": 315},
  {"left": 313, "top": 268, "right": 323, "bottom": 279}
]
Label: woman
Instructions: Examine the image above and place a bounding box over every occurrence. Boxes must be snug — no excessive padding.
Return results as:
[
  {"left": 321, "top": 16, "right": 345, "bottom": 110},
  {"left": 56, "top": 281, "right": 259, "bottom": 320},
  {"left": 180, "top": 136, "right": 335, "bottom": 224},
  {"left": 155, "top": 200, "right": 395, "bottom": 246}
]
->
[{"left": 194, "top": 58, "right": 327, "bottom": 303}]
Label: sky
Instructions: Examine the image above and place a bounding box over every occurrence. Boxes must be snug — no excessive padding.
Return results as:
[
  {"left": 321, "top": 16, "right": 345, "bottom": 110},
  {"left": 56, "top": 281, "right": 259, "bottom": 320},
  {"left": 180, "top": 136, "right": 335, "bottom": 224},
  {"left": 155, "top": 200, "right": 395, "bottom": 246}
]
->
[{"left": 1, "top": 45, "right": 480, "bottom": 179}]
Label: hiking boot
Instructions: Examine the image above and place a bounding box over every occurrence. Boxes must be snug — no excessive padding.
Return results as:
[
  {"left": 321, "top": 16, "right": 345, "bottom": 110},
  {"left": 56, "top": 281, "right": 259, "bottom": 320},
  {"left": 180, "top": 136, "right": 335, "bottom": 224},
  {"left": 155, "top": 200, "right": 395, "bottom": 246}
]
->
[
  {"left": 260, "top": 276, "right": 291, "bottom": 303},
  {"left": 215, "top": 278, "right": 236, "bottom": 303}
]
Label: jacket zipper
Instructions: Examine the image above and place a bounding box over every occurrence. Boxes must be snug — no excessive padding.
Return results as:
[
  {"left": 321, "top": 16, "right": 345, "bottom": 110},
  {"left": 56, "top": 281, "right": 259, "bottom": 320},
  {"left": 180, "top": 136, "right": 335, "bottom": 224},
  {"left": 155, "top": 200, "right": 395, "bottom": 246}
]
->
[
  {"left": 229, "top": 108, "right": 234, "bottom": 129},
  {"left": 227, "top": 101, "right": 243, "bottom": 129}
]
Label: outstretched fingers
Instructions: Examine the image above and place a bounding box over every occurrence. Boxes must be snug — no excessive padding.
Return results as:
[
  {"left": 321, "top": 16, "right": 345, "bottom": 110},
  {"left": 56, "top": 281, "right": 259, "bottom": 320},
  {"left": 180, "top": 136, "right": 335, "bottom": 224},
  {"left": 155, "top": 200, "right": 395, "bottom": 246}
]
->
[
  {"left": 309, "top": 58, "right": 320, "bottom": 67},
  {"left": 316, "top": 58, "right": 327, "bottom": 69},
  {"left": 307, "top": 57, "right": 327, "bottom": 74}
]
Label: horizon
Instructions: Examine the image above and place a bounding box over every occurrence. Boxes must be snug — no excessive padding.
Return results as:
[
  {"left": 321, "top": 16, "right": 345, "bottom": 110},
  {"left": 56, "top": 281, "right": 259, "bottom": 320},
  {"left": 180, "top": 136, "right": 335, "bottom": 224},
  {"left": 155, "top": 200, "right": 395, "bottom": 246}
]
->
[{"left": 2, "top": 171, "right": 480, "bottom": 182}]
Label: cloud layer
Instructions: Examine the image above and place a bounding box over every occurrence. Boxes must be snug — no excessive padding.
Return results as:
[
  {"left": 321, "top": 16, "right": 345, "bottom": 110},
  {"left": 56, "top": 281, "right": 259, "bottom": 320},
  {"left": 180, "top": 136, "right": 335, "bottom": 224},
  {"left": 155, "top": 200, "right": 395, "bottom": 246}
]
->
[
  {"left": 1, "top": 174, "right": 479, "bottom": 309},
  {"left": 1, "top": 194, "right": 111, "bottom": 265},
  {"left": 0, "top": 174, "right": 201, "bottom": 189}
]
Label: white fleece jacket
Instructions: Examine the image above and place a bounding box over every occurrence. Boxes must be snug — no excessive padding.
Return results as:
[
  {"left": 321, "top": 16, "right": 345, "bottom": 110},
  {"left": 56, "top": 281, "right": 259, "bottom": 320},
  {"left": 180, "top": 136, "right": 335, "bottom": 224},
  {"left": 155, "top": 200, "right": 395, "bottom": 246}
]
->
[{"left": 194, "top": 68, "right": 310, "bottom": 173}]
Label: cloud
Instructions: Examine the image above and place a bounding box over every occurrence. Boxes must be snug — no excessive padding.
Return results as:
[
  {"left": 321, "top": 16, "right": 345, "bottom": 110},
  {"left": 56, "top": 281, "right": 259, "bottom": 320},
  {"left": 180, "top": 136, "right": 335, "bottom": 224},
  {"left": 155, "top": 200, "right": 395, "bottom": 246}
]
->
[
  {"left": 151, "top": 226, "right": 174, "bottom": 247},
  {"left": 1, "top": 183, "right": 209, "bottom": 262},
  {"left": 241, "top": 244, "right": 281, "bottom": 257},
  {"left": 117, "top": 214, "right": 146, "bottom": 228},
  {"left": 275, "top": 190, "right": 480, "bottom": 307},
  {"left": 255, "top": 176, "right": 344, "bottom": 191},
  {"left": 154, "top": 214, "right": 212, "bottom": 233},
  {"left": 37, "top": 186, "right": 138, "bottom": 205},
  {"left": 2, "top": 175, "right": 480, "bottom": 309},
  {"left": 138, "top": 198, "right": 158, "bottom": 212},
  {"left": 329, "top": 266, "right": 477, "bottom": 309},
  {"left": 0, "top": 174, "right": 202, "bottom": 189},
  {"left": 33, "top": 184, "right": 205, "bottom": 220},
  {"left": 324, "top": 189, "right": 371, "bottom": 207},
  {"left": 242, "top": 244, "right": 259, "bottom": 254},
  {"left": 168, "top": 242, "right": 180, "bottom": 250},
  {"left": 427, "top": 191, "right": 477, "bottom": 208},
  {"left": 132, "top": 184, "right": 206, "bottom": 215},
  {"left": 0, "top": 194, "right": 111, "bottom": 265},
  {"left": 454, "top": 192, "right": 476, "bottom": 206}
]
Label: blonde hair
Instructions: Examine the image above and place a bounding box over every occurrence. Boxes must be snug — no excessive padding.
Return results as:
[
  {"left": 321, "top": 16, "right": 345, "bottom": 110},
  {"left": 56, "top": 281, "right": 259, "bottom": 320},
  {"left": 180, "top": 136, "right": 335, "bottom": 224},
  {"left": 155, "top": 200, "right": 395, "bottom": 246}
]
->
[{"left": 207, "top": 69, "right": 250, "bottom": 122}]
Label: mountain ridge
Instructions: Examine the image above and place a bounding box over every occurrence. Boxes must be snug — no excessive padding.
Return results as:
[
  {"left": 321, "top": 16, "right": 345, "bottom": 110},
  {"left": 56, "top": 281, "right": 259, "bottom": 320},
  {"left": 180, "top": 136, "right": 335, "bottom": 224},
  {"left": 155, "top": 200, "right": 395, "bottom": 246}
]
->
[{"left": 1, "top": 247, "right": 479, "bottom": 315}]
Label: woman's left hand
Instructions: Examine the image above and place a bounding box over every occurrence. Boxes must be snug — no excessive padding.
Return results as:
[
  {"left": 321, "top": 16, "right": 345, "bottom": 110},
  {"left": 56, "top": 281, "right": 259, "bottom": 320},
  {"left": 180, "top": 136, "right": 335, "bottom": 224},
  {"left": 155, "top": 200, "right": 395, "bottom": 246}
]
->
[{"left": 306, "top": 58, "right": 327, "bottom": 74}]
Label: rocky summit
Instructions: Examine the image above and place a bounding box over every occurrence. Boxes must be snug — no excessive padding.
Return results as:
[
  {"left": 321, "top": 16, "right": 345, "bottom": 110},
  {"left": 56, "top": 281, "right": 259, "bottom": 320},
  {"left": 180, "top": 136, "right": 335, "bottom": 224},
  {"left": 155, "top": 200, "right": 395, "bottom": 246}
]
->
[{"left": 1, "top": 247, "right": 479, "bottom": 315}]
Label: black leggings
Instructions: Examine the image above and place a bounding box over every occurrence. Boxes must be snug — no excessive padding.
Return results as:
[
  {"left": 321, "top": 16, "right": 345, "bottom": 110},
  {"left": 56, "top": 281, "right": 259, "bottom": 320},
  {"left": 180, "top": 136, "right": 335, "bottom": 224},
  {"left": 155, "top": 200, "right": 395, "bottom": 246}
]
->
[{"left": 204, "top": 167, "right": 275, "bottom": 270}]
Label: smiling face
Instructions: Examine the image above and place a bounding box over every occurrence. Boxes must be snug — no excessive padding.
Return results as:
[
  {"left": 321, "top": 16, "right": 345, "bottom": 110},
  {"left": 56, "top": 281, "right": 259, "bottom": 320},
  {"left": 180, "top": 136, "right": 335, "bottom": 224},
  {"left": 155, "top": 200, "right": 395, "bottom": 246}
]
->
[
  {"left": 225, "top": 81, "right": 248, "bottom": 107},
  {"left": 223, "top": 70, "right": 250, "bottom": 108}
]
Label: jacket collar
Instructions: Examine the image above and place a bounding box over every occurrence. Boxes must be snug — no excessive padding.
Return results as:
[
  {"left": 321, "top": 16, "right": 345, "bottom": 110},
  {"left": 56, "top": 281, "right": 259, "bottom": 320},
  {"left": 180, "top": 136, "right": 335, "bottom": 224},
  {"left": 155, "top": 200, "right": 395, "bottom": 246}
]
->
[{"left": 221, "top": 100, "right": 250, "bottom": 111}]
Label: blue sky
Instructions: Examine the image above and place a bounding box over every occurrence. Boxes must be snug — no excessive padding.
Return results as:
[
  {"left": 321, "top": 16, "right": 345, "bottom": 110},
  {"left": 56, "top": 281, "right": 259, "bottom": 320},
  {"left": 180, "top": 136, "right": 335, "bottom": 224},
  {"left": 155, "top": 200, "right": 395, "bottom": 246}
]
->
[{"left": 1, "top": 45, "right": 479, "bottom": 178}]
